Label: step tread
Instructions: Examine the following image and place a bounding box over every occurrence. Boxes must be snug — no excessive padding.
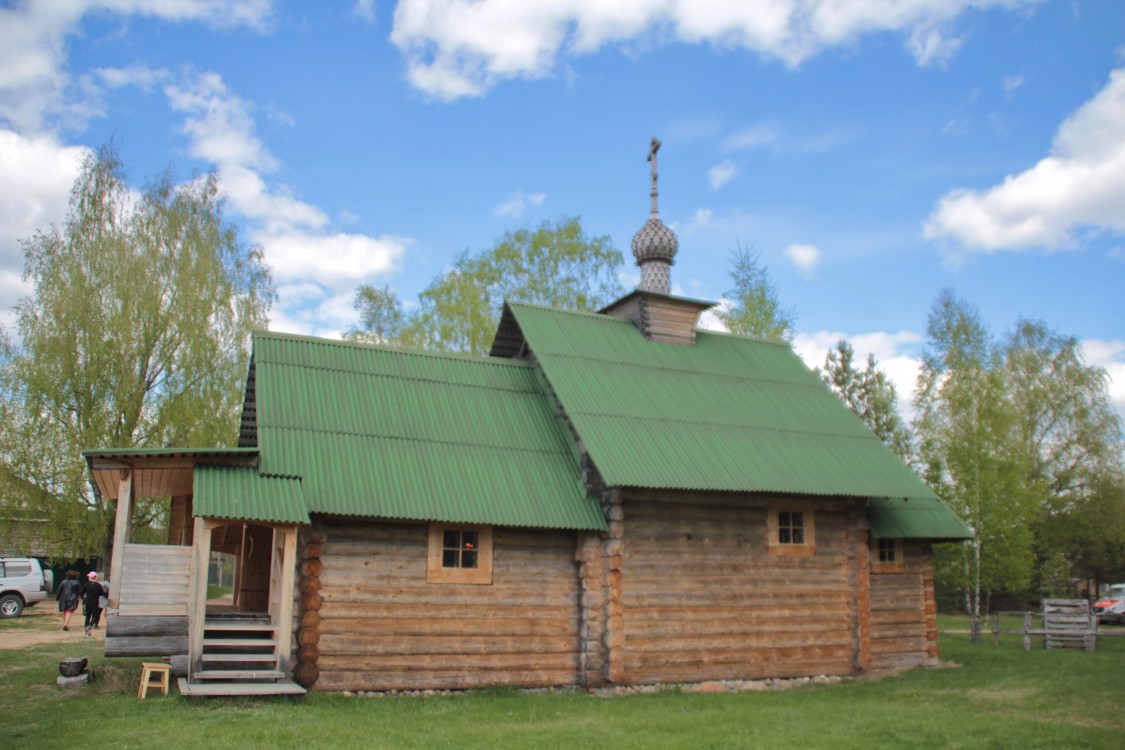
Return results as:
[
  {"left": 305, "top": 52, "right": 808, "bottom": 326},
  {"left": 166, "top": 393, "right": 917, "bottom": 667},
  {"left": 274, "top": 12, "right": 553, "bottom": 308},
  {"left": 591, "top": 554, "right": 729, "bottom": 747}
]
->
[
  {"left": 201, "top": 653, "right": 278, "bottom": 663},
  {"left": 204, "top": 622, "right": 276, "bottom": 632},
  {"left": 202, "top": 638, "right": 277, "bottom": 647},
  {"left": 178, "top": 677, "right": 306, "bottom": 697},
  {"left": 194, "top": 669, "right": 286, "bottom": 681}
]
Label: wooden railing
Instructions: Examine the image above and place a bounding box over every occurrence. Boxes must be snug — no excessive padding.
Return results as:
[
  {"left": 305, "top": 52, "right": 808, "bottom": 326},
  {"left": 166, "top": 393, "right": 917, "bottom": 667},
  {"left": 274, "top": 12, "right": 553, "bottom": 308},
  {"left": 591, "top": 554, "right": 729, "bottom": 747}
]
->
[
  {"left": 986, "top": 599, "right": 1098, "bottom": 651},
  {"left": 117, "top": 544, "right": 191, "bottom": 617}
]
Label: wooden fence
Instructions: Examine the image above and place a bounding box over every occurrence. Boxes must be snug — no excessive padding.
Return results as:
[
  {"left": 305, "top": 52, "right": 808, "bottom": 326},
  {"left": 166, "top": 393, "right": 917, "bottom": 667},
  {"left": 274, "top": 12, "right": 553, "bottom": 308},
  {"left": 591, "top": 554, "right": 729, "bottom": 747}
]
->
[{"left": 986, "top": 599, "right": 1098, "bottom": 651}]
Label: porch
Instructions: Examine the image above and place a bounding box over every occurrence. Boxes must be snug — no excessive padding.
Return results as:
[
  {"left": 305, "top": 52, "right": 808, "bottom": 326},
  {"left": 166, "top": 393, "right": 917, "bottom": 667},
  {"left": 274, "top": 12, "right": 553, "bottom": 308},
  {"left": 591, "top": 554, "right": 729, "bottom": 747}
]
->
[{"left": 85, "top": 449, "right": 307, "bottom": 697}]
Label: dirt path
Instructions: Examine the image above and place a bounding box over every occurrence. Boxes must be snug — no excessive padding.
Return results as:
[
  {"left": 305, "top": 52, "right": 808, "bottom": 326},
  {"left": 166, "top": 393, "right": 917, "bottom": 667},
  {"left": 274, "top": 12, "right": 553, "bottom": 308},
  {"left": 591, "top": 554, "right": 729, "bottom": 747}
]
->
[{"left": 0, "top": 607, "right": 106, "bottom": 650}]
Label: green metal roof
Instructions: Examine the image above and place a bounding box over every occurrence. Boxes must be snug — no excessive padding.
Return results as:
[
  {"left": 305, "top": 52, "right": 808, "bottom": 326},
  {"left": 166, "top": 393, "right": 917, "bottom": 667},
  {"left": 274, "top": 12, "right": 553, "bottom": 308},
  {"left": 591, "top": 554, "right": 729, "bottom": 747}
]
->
[
  {"left": 869, "top": 496, "right": 972, "bottom": 541},
  {"left": 193, "top": 465, "right": 309, "bottom": 524},
  {"left": 505, "top": 303, "right": 943, "bottom": 502},
  {"left": 249, "top": 332, "right": 606, "bottom": 531}
]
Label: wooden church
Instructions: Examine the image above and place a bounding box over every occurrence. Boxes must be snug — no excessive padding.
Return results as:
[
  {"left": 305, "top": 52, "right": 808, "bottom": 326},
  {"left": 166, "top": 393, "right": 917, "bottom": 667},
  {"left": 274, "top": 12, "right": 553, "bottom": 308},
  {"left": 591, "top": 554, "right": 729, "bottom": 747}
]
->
[{"left": 84, "top": 141, "right": 969, "bottom": 696}]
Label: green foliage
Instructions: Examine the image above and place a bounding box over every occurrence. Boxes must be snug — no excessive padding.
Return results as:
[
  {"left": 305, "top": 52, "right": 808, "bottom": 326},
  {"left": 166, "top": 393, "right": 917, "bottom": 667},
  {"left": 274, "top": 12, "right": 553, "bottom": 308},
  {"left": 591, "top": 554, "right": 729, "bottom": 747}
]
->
[
  {"left": 819, "top": 339, "right": 912, "bottom": 460},
  {"left": 714, "top": 245, "right": 796, "bottom": 343},
  {"left": 915, "top": 291, "right": 1037, "bottom": 617},
  {"left": 0, "top": 143, "right": 273, "bottom": 560},
  {"left": 347, "top": 217, "right": 624, "bottom": 355},
  {"left": 916, "top": 290, "right": 1124, "bottom": 614},
  {"left": 346, "top": 284, "right": 405, "bottom": 345}
]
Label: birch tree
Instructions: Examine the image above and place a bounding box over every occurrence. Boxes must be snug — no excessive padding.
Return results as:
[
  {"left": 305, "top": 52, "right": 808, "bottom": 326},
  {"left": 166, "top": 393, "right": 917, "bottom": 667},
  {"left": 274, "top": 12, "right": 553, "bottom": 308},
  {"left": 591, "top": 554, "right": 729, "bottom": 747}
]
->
[
  {"left": 0, "top": 144, "right": 272, "bottom": 560},
  {"left": 347, "top": 216, "right": 623, "bottom": 355},
  {"left": 914, "top": 290, "right": 1035, "bottom": 625}
]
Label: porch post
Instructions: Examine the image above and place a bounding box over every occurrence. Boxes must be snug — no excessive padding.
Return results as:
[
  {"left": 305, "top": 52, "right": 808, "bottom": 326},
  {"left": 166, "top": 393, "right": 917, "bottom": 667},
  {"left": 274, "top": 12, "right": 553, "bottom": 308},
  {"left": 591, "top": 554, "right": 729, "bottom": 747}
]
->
[
  {"left": 188, "top": 517, "right": 213, "bottom": 677},
  {"left": 272, "top": 526, "right": 298, "bottom": 673},
  {"left": 106, "top": 470, "right": 133, "bottom": 609}
]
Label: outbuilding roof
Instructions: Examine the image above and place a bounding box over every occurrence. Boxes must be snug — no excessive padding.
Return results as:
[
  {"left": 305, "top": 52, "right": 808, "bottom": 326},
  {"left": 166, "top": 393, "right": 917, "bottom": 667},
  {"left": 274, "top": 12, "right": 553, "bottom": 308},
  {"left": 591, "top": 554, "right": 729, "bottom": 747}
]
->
[{"left": 247, "top": 332, "right": 606, "bottom": 531}]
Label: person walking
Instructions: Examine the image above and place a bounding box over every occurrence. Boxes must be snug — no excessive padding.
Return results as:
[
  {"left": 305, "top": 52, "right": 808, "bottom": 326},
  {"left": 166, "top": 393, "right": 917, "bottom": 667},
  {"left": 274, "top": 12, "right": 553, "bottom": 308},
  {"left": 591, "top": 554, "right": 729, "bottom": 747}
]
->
[
  {"left": 82, "top": 571, "right": 103, "bottom": 635},
  {"left": 56, "top": 570, "right": 81, "bottom": 631},
  {"left": 97, "top": 575, "right": 109, "bottom": 628}
]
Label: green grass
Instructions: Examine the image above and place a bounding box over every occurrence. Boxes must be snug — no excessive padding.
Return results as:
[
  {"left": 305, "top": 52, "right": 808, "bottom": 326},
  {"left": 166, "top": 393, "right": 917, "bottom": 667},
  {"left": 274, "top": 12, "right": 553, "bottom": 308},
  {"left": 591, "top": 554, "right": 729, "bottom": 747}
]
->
[
  {"left": 2, "top": 611, "right": 1123, "bottom": 749},
  {"left": 206, "top": 584, "right": 232, "bottom": 600}
]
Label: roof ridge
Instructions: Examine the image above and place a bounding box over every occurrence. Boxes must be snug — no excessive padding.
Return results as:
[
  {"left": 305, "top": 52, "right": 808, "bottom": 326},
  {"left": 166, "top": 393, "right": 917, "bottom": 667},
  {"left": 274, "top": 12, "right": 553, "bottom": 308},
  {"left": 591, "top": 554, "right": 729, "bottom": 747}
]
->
[
  {"left": 252, "top": 329, "right": 537, "bottom": 368},
  {"left": 264, "top": 358, "right": 548, "bottom": 397},
  {"left": 506, "top": 301, "right": 630, "bottom": 322},
  {"left": 694, "top": 328, "right": 795, "bottom": 348}
]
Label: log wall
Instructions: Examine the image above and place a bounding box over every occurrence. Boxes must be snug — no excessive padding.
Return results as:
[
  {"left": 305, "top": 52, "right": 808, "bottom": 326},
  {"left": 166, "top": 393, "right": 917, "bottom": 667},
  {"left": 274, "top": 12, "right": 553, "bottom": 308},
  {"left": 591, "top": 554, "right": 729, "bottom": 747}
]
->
[
  {"left": 313, "top": 519, "right": 582, "bottom": 692},
  {"left": 869, "top": 540, "right": 936, "bottom": 670},
  {"left": 618, "top": 492, "right": 863, "bottom": 684}
]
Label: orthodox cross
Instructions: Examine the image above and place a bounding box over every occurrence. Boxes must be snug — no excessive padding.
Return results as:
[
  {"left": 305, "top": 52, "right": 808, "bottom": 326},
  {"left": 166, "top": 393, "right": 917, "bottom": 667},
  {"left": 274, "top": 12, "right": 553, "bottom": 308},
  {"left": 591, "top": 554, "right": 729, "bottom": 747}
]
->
[{"left": 647, "top": 137, "right": 661, "bottom": 218}]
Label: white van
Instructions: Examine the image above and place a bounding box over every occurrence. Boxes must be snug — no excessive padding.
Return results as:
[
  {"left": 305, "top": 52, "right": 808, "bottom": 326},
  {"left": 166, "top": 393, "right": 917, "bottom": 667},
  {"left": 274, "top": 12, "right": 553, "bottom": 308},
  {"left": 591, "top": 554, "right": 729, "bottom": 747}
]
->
[{"left": 0, "top": 557, "right": 49, "bottom": 618}]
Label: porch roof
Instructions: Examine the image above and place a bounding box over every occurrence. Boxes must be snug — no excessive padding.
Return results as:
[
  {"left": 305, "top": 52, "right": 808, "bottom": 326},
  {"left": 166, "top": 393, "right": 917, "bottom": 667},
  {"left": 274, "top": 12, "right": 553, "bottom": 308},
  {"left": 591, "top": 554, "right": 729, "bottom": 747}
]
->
[
  {"left": 83, "top": 448, "right": 258, "bottom": 501},
  {"left": 193, "top": 465, "right": 308, "bottom": 524}
]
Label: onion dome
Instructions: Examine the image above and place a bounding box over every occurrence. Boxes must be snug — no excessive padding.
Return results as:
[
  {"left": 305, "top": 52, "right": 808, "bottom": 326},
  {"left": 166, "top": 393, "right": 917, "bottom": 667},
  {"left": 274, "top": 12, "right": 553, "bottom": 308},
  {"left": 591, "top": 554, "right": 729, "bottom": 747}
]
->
[{"left": 631, "top": 137, "right": 677, "bottom": 294}]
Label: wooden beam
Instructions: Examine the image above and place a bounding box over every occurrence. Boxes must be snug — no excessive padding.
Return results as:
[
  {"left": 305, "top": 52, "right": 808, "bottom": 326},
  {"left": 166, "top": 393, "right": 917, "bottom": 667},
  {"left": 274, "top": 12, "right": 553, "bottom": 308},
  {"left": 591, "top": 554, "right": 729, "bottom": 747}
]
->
[
  {"left": 188, "top": 517, "right": 213, "bottom": 677},
  {"left": 273, "top": 526, "right": 298, "bottom": 673},
  {"left": 106, "top": 470, "right": 133, "bottom": 609}
]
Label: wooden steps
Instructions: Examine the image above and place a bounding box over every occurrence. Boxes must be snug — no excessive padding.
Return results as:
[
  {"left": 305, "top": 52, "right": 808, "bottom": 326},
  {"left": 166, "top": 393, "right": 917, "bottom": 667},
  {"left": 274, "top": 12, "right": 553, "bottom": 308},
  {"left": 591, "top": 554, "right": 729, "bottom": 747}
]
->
[
  {"left": 178, "top": 677, "right": 306, "bottom": 697},
  {"left": 178, "top": 617, "right": 304, "bottom": 698}
]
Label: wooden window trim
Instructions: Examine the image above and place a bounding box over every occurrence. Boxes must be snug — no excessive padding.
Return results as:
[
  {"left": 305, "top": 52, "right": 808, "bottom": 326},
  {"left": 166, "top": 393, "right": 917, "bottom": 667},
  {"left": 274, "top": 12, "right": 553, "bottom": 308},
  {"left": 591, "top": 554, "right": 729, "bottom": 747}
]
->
[
  {"left": 870, "top": 538, "right": 905, "bottom": 573},
  {"left": 767, "top": 501, "right": 816, "bottom": 557},
  {"left": 426, "top": 523, "right": 493, "bottom": 585}
]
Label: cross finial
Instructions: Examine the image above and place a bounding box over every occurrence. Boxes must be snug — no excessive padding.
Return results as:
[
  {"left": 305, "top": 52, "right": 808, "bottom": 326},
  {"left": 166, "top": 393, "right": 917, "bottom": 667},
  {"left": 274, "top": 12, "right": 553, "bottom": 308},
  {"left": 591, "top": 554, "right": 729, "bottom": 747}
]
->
[{"left": 647, "top": 137, "right": 661, "bottom": 217}]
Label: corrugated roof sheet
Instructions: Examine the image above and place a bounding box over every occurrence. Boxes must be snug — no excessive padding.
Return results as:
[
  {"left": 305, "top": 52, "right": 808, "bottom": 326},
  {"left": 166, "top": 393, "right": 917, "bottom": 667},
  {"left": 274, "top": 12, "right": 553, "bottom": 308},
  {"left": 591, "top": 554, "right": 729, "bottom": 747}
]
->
[
  {"left": 193, "top": 465, "right": 308, "bottom": 524},
  {"left": 250, "top": 332, "right": 605, "bottom": 531},
  {"left": 869, "top": 496, "right": 972, "bottom": 540},
  {"left": 507, "top": 303, "right": 946, "bottom": 503}
]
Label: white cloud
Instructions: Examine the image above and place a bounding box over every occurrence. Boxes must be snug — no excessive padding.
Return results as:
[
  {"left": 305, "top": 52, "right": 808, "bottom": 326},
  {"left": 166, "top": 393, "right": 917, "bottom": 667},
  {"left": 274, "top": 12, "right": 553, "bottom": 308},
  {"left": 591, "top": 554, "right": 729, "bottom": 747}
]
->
[
  {"left": 1081, "top": 339, "right": 1125, "bottom": 419},
  {"left": 261, "top": 230, "right": 409, "bottom": 294},
  {"left": 354, "top": 0, "right": 377, "bottom": 25},
  {"left": 693, "top": 208, "right": 713, "bottom": 227},
  {"left": 708, "top": 160, "right": 739, "bottom": 190},
  {"left": 0, "top": 0, "right": 272, "bottom": 132},
  {"left": 792, "top": 329, "right": 924, "bottom": 421},
  {"left": 389, "top": 0, "right": 1033, "bottom": 99},
  {"left": 493, "top": 189, "right": 546, "bottom": 218},
  {"left": 723, "top": 125, "right": 779, "bottom": 152},
  {"left": 785, "top": 243, "right": 821, "bottom": 279},
  {"left": 942, "top": 117, "right": 970, "bottom": 136},
  {"left": 161, "top": 70, "right": 408, "bottom": 331},
  {"left": 1002, "top": 73, "right": 1026, "bottom": 97},
  {"left": 926, "top": 66, "right": 1125, "bottom": 254},
  {"left": 0, "top": 130, "right": 88, "bottom": 314}
]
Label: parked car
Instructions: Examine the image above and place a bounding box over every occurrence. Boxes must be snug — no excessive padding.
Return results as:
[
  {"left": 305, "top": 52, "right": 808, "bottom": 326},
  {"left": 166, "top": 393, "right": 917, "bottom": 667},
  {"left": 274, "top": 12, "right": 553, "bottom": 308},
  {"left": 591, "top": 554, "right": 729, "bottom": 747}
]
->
[
  {"left": 1093, "top": 583, "right": 1125, "bottom": 626},
  {"left": 0, "top": 557, "right": 50, "bottom": 618}
]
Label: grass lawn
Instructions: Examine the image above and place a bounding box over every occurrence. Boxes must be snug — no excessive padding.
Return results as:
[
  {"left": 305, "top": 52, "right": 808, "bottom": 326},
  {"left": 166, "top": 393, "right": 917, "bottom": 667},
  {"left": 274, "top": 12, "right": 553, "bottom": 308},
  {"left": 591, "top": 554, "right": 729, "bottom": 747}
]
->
[{"left": 2, "top": 609, "right": 1123, "bottom": 749}]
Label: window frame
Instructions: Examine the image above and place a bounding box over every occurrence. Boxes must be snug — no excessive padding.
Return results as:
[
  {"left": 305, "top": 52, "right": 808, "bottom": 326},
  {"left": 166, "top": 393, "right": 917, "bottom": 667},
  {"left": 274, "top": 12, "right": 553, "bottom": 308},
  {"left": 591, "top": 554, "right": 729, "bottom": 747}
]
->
[
  {"left": 426, "top": 523, "right": 494, "bottom": 585},
  {"left": 767, "top": 501, "right": 816, "bottom": 557},
  {"left": 870, "top": 537, "right": 905, "bottom": 573}
]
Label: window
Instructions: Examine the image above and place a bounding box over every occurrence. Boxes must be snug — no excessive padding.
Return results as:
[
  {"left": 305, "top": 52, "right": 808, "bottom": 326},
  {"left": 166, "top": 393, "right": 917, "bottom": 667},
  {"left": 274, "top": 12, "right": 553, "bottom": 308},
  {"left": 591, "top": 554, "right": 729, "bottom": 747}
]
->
[
  {"left": 767, "top": 502, "right": 815, "bottom": 557},
  {"left": 778, "top": 511, "right": 805, "bottom": 545},
  {"left": 870, "top": 538, "right": 905, "bottom": 572},
  {"left": 426, "top": 523, "right": 493, "bottom": 584}
]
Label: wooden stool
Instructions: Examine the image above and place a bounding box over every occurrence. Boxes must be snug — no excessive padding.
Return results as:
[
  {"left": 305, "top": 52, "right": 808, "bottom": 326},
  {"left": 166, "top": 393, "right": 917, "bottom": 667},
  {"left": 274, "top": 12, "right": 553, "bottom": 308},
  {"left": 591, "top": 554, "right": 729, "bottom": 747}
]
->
[{"left": 138, "top": 662, "right": 171, "bottom": 699}]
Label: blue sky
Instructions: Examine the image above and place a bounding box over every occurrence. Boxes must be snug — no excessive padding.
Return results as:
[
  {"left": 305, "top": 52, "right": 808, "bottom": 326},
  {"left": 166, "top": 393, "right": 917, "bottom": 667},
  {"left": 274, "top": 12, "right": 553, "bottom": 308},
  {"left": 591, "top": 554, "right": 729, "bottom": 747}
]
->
[{"left": 1, "top": 0, "right": 1123, "bottom": 417}]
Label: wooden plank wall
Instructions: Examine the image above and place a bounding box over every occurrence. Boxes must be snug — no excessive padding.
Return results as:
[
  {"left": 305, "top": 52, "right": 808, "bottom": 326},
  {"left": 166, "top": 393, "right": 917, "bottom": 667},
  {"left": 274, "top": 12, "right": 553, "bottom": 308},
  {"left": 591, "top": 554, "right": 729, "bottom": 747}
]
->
[
  {"left": 117, "top": 544, "right": 191, "bottom": 617},
  {"left": 869, "top": 541, "right": 935, "bottom": 669},
  {"left": 619, "top": 493, "right": 858, "bottom": 684},
  {"left": 106, "top": 544, "right": 191, "bottom": 657},
  {"left": 313, "top": 520, "right": 582, "bottom": 692}
]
